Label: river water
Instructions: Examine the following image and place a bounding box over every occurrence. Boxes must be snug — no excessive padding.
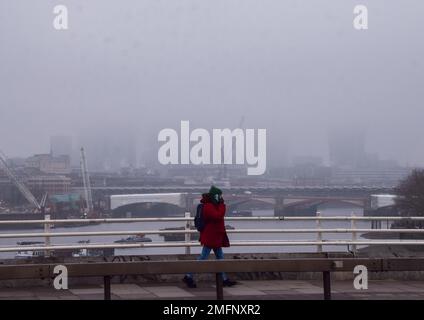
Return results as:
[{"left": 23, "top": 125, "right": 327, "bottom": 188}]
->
[{"left": 0, "top": 205, "right": 376, "bottom": 259}]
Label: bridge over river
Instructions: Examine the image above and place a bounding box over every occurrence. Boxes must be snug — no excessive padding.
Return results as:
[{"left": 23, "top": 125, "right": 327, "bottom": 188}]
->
[{"left": 82, "top": 185, "right": 395, "bottom": 199}]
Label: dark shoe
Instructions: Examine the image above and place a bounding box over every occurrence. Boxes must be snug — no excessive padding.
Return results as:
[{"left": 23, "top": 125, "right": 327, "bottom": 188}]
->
[
  {"left": 223, "top": 279, "right": 238, "bottom": 287},
  {"left": 183, "top": 275, "right": 197, "bottom": 288}
]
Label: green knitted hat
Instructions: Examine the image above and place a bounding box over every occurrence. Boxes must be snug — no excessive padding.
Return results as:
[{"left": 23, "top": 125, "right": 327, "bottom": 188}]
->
[{"left": 208, "top": 185, "right": 222, "bottom": 197}]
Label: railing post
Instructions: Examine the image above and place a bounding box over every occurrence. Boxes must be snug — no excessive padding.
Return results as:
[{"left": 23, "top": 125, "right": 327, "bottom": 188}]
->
[
  {"left": 323, "top": 271, "right": 331, "bottom": 300},
  {"left": 316, "top": 211, "right": 322, "bottom": 253},
  {"left": 44, "top": 214, "right": 51, "bottom": 257},
  {"left": 104, "top": 276, "right": 111, "bottom": 300},
  {"left": 351, "top": 212, "right": 357, "bottom": 253},
  {"left": 216, "top": 273, "right": 224, "bottom": 300},
  {"left": 184, "top": 212, "right": 191, "bottom": 255},
  {"left": 372, "top": 219, "right": 381, "bottom": 229}
]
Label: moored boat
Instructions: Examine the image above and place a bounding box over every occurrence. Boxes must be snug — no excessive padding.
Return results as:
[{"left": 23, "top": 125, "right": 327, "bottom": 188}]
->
[{"left": 114, "top": 234, "right": 152, "bottom": 243}]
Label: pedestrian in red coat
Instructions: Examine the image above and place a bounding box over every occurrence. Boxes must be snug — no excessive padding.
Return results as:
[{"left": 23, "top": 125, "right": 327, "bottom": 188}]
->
[
  {"left": 199, "top": 192, "right": 230, "bottom": 249},
  {"left": 183, "top": 186, "right": 237, "bottom": 288}
]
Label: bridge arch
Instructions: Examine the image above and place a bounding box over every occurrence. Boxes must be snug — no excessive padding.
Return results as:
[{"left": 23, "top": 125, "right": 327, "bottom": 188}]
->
[
  {"left": 226, "top": 198, "right": 276, "bottom": 212},
  {"left": 110, "top": 193, "right": 188, "bottom": 217}
]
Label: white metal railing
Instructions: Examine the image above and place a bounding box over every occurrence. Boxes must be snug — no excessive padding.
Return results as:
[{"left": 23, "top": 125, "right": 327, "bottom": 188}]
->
[
  {"left": 1, "top": 216, "right": 424, "bottom": 224},
  {"left": 0, "top": 213, "right": 423, "bottom": 256}
]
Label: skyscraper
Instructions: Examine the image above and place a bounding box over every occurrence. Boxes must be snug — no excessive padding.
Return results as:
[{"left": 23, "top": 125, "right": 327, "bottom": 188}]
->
[{"left": 78, "top": 130, "right": 137, "bottom": 172}]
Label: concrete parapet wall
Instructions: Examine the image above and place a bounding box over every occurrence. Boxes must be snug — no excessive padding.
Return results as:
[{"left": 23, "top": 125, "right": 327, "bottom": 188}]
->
[{"left": 1, "top": 251, "right": 424, "bottom": 288}]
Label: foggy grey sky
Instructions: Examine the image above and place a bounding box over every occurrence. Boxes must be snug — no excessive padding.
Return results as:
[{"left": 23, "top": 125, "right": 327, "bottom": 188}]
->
[{"left": 0, "top": 0, "right": 423, "bottom": 167}]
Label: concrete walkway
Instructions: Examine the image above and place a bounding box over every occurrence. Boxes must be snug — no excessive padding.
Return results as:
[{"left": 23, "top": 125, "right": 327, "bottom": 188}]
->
[{"left": 0, "top": 280, "right": 423, "bottom": 300}]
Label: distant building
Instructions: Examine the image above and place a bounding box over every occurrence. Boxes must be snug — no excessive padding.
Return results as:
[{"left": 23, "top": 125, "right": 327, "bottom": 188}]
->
[
  {"left": 50, "top": 135, "right": 72, "bottom": 157},
  {"left": 79, "top": 131, "right": 137, "bottom": 172},
  {"left": 6, "top": 157, "right": 26, "bottom": 168},
  {"left": 293, "top": 156, "right": 323, "bottom": 167},
  {"left": 331, "top": 167, "right": 412, "bottom": 185},
  {"left": 328, "top": 129, "right": 366, "bottom": 169},
  {"left": 26, "top": 175, "right": 71, "bottom": 195},
  {"left": 48, "top": 193, "right": 84, "bottom": 218},
  {"left": 270, "top": 164, "right": 331, "bottom": 186},
  {"left": 25, "top": 154, "right": 71, "bottom": 175}
]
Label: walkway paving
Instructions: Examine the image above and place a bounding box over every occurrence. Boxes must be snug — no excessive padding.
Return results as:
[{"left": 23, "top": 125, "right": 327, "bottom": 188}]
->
[
  {"left": 0, "top": 280, "right": 423, "bottom": 300},
  {"left": 0, "top": 280, "right": 424, "bottom": 300}
]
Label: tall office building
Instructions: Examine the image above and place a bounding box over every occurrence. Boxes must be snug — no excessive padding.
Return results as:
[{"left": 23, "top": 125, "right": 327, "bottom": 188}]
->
[
  {"left": 328, "top": 129, "right": 366, "bottom": 169},
  {"left": 78, "top": 130, "right": 137, "bottom": 172}
]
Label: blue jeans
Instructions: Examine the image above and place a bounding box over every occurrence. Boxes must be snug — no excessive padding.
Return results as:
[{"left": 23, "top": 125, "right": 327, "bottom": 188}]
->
[{"left": 186, "top": 246, "right": 228, "bottom": 281}]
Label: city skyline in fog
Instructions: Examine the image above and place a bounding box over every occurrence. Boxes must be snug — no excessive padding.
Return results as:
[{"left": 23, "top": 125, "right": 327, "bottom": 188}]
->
[
  {"left": 1, "top": 1, "right": 424, "bottom": 168},
  {"left": 9, "top": 126, "right": 410, "bottom": 172}
]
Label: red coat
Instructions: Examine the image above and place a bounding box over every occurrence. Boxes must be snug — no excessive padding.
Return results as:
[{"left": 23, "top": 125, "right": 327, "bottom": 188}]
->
[{"left": 199, "top": 195, "right": 230, "bottom": 249}]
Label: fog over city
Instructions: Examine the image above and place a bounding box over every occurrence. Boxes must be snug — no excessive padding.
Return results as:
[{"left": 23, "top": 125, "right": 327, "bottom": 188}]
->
[
  {"left": 1, "top": 0, "right": 423, "bottom": 168},
  {"left": 3, "top": 2, "right": 424, "bottom": 301}
]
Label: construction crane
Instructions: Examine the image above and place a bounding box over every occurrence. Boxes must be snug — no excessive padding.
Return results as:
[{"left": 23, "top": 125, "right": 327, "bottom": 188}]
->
[
  {"left": 0, "top": 150, "right": 41, "bottom": 211},
  {"left": 80, "top": 147, "right": 93, "bottom": 215},
  {"left": 40, "top": 192, "right": 48, "bottom": 214}
]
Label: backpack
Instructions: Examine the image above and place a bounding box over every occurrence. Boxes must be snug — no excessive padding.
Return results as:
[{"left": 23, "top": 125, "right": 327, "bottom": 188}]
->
[{"left": 194, "top": 203, "right": 205, "bottom": 232}]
